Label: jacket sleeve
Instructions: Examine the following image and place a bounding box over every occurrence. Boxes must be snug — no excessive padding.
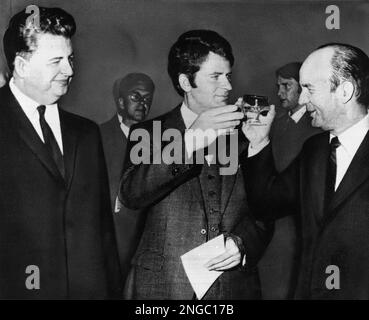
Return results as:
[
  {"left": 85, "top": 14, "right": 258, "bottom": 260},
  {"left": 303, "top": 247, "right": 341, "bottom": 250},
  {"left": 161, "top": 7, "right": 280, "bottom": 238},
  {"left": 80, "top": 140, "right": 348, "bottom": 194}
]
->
[
  {"left": 241, "top": 143, "right": 300, "bottom": 222},
  {"left": 119, "top": 122, "right": 202, "bottom": 210}
]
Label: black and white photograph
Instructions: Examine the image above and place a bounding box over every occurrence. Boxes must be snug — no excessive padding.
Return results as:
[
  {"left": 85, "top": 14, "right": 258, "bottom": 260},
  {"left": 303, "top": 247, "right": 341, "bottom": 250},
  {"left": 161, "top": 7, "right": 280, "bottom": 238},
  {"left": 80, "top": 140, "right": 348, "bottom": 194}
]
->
[{"left": 0, "top": 0, "right": 369, "bottom": 306}]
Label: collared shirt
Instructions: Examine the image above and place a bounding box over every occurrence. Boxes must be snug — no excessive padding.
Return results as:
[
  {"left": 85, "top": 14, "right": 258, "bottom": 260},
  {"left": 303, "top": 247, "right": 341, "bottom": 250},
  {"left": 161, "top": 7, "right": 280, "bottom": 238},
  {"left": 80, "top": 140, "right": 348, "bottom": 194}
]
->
[
  {"left": 331, "top": 113, "right": 369, "bottom": 190},
  {"left": 289, "top": 106, "right": 306, "bottom": 123},
  {"left": 117, "top": 113, "right": 130, "bottom": 138},
  {"left": 181, "top": 102, "right": 214, "bottom": 165},
  {"left": 9, "top": 78, "right": 63, "bottom": 154}
]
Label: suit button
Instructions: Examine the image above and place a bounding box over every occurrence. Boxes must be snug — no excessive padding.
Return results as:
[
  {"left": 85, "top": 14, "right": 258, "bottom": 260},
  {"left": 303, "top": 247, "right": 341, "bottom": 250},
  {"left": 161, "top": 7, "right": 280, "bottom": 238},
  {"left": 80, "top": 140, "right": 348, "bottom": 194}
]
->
[
  {"left": 209, "top": 208, "right": 218, "bottom": 215},
  {"left": 208, "top": 190, "right": 216, "bottom": 197},
  {"left": 172, "top": 166, "right": 180, "bottom": 176},
  {"left": 200, "top": 229, "right": 207, "bottom": 235},
  {"left": 210, "top": 226, "right": 218, "bottom": 232}
]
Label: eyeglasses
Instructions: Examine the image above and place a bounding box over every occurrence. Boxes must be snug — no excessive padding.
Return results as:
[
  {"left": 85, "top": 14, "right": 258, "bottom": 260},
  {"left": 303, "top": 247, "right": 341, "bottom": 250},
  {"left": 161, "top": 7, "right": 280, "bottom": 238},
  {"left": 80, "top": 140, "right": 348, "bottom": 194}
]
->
[{"left": 128, "top": 92, "right": 151, "bottom": 105}]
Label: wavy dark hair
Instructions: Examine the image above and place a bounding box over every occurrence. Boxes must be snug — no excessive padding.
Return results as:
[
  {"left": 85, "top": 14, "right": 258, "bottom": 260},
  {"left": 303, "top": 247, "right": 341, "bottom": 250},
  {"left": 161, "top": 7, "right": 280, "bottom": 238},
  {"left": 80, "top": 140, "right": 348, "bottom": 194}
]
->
[
  {"left": 3, "top": 6, "right": 76, "bottom": 72},
  {"left": 167, "top": 29, "right": 234, "bottom": 96}
]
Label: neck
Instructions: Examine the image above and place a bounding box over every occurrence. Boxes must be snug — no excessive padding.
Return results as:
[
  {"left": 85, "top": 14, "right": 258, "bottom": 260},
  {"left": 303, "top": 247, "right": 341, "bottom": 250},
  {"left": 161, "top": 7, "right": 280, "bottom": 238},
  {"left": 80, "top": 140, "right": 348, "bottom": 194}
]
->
[
  {"left": 184, "top": 95, "right": 202, "bottom": 115},
  {"left": 332, "top": 105, "right": 367, "bottom": 135},
  {"left": 289, "top": 104, "right": 304, "bottom": 115},
  {"left": 120, "top": 116, "right": 136, "bottom": 128},
  {"left": 13, "top": 77, "right": 35, "bottom": 101}
]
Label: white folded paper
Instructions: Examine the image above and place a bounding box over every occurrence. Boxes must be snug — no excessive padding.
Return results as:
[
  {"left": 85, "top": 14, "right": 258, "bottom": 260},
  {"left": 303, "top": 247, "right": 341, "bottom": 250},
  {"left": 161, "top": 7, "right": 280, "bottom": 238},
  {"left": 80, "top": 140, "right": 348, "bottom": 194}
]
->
[{"left": 180, "top": 234, "right": 225, "bottom": 299}]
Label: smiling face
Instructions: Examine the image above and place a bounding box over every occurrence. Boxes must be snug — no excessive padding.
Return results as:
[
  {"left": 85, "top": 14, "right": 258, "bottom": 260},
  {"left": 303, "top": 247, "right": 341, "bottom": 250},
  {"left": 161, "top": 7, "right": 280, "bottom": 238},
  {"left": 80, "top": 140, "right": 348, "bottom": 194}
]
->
[
  {"left": 18, "top": 33, "right": 74, "bottom": 105},
  {"left": 299, "top": 48, "right": 344, "bottom": 131},
  {"left": 277, "top": 75, "right": 300, "bottom": 111},
  {"left": 185, "top": 52, "right": 232, "bottom": 114}
]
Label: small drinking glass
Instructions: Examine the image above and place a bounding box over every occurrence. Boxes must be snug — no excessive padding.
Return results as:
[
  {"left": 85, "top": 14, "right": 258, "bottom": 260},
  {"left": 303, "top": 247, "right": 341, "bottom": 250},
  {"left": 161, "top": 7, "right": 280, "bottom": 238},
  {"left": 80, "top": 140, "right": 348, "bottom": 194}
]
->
[{"left": 240, "top": 94, "right": 270, "bottom": 126}]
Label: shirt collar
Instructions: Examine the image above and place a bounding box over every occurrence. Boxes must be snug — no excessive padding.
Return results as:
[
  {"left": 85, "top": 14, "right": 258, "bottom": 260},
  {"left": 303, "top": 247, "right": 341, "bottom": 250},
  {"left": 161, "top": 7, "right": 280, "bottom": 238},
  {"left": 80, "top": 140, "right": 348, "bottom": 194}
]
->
[
  {"left": 9, "top": 77, "right": 57, "bottom": 118},
  {"left": 180, "top": 102, "right": 199, "bottom": 129},
  {"left": 117, "top": 114, "right": 130, "bottom": 138},
  {"left": 330, "top": 113, "right": 369, "bottom": 157},
  {"left": 289, "top": 106, "right": 306, "bottom": 123}
]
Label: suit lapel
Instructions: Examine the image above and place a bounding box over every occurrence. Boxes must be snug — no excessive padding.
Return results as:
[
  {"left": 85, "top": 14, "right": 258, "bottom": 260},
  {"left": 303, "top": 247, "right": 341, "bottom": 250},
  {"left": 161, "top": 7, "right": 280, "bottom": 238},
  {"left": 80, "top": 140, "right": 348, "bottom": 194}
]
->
[
  {"left": 4, "top": 85, "right": 65, "bottom": 184},
  {"left": 219, "top": 132, "right": 244, "bottom": 215},
  {"left": 59, "top": 109, "right": 78, "bottom": 190},
  {"left": 328, "top": 130, "right": 369, "bottom": 213},
  {"left": 305, "top": 132, "right": 330, "bottom": 225},
  {"left": 161, "top": 105, "right": 205, "bottom": 210}
]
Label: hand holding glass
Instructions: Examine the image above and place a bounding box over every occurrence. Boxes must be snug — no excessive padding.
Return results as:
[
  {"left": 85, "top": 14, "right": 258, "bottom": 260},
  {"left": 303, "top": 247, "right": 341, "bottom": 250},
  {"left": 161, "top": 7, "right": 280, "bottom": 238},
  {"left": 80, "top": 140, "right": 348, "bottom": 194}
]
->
[{"left": 239, "top": 94, "right": 270, "bottom": 126}]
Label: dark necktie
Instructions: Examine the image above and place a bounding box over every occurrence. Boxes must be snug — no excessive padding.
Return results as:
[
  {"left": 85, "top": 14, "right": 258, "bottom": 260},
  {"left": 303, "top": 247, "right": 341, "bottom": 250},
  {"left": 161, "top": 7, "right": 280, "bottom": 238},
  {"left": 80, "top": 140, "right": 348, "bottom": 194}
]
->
[
  {"left": 37, "top": 105, "right": 65, "bottom": 178},
  {"left": 326, "top": 136, "right": 341, "bottom": 209}
]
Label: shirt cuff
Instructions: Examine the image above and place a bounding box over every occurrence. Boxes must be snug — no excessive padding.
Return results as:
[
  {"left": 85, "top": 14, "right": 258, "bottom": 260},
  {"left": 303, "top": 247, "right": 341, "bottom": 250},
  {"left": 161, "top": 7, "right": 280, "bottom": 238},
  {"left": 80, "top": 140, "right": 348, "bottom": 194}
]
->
[{"left": 225, "top": 233, "right": 246, "bottom": 267}]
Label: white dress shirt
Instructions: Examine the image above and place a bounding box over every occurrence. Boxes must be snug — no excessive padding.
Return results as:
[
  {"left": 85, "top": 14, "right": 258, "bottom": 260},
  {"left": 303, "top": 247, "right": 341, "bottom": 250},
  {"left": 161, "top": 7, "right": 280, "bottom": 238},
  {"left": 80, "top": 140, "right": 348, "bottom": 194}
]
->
[
  {"left": 289, "top": 106, "right": 306, "bottom": 123},
  {"left": 9, "top": 78, "right": 64, "bottom": 154},
  {"left": 181, "top": 102, "right": 214, "bottom": 165},
  {"left": 331, "top": 114, "right": 369, "bottom": 190},
  {"left": 117, "top": 113, "right": 130, "bottom": 138}
]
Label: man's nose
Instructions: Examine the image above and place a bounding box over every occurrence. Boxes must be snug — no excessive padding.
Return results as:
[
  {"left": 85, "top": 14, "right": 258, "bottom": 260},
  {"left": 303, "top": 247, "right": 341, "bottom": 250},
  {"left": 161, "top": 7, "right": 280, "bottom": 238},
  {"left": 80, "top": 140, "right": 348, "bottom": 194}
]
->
[
  {"left": 298, "top": 89, "right": 308, "bottom": 106},
  {"left": 61, "top": 59, "right": 74, "bottom": 77},
  {"left": 277, "top": 87, "right": 284, "bottom": 98},
  {"left": 222, "top": 76, "right": 232, "bottom": 91}
]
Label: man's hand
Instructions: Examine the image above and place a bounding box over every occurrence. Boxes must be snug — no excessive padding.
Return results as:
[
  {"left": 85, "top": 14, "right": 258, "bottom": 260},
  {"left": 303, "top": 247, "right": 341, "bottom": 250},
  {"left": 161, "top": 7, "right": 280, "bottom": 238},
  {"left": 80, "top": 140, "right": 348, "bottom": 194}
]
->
[
  {"left": 204, "top": 237, "right": 242, "bottom": 271},
  {"left": 186, "top": 105, "right": 244, "bottom": 153},
  {"left": 242, "top": 105, "right": 276, "bottom": 147}
]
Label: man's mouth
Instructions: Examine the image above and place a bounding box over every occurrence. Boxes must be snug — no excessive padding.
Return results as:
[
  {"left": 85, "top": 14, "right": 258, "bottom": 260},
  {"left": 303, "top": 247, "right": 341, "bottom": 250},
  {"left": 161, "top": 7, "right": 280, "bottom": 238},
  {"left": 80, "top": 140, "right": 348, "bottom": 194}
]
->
[
  {"left": 135, "top": 108, "right": 147, "bottom": 113},
  {"left": 308, "top": 110, "right": 317, "bottom": 118},
  {"left": 216, "top": 95, "right": 229, "bottom": 101},
  {"left": 54, "top": 79, "right": 70, "bottom": 86}
]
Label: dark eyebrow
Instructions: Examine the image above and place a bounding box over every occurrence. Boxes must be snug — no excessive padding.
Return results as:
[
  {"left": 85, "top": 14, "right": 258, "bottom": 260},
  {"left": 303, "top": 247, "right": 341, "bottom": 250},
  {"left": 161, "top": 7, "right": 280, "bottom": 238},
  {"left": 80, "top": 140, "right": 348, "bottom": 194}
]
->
[{"left": 49, "top": 57, "right": 63, "bottom": 62}]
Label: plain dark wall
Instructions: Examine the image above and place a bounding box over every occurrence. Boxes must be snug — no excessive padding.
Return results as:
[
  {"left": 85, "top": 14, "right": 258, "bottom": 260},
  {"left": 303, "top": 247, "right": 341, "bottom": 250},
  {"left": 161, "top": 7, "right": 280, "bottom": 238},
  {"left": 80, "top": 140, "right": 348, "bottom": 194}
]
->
[
  {"left": 1, "top": 0, "right": 368, "bottom": 123},
  {"left": 1, "top": 0, "right": 368, "bottom": 299}
]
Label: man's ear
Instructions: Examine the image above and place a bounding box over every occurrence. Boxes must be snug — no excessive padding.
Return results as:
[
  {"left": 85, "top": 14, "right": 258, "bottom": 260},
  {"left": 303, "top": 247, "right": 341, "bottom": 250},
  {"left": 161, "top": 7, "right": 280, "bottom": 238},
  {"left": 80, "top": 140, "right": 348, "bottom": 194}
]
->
[
  {"left": 13, "top": 56, "right": 29, "bottom": 78},
  {"left": 337, "top": 81, "right": 355, "bottom": 104},
  {"left": 118, "top": 97, "right": 125, "bottom": 111},
  {"left": 178, "top": 74, "right": 192, "bottom": 93}
]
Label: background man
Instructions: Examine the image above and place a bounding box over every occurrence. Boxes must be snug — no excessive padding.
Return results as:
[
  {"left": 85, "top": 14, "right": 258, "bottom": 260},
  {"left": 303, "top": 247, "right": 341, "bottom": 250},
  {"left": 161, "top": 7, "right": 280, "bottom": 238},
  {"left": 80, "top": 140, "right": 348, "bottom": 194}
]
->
[
  {"left": 0, "top": 7, "right": 121, "bottom": 299},
  {"left": 0, "top": 60, "right": 9, "bottom": 87},
  {"left": 100, "top": 72, "right": 155, "bottom": 283},
  {"left": 244, "top": 43, "right": 369, "bottom": 299},
  {"left": 272, "top": 62, "right": 321, "bottom": 172},
  {"left": 120, "top": 29, "right": 273, "bottom": 300},
  {"left": 260, "top": 62, "right": 321, "bottom": 299}
]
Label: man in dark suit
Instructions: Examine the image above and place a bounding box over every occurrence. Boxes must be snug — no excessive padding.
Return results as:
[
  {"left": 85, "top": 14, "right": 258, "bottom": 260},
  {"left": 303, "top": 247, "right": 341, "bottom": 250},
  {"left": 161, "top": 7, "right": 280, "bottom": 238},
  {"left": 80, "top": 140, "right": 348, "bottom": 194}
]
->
[
  {"left": 0, "top": 7, "right": 122, "bottom": 299},
  {"left": 272, "top": 62, "right": 321, "bottom": 173},
  {"left": 120, "top": 30, "right": 273, "bottom": 299},
  {"left": 260, "top": 62, "right": 321, "bottom": 299},
  {"left": 243, "top": 43, "right": 369, "bottom": 299},
  {"left": 100, "top": 73, "right": 154, "bottom": 282}
]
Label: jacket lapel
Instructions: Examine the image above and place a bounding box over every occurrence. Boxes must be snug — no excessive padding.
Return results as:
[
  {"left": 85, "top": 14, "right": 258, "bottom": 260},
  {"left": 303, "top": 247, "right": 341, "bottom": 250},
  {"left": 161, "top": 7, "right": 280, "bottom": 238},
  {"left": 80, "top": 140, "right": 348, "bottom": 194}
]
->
[
  {"left": 59, "top": 109, "right": 78, "bottom": 190},
  {"left": 4, "top": 85, "right": 65, "bottom": 184},
  {"left": 161, "top": 105, "right": 205, "bottom": 210},
  {"left": 328, "top": 130, "right": 369, "bottom": 213},
  {"left": 305, "top": 132, "right": 330, "bottom": 225},
  {"left": 219, "top": 132, "right": 246, "bottom": 215}
]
